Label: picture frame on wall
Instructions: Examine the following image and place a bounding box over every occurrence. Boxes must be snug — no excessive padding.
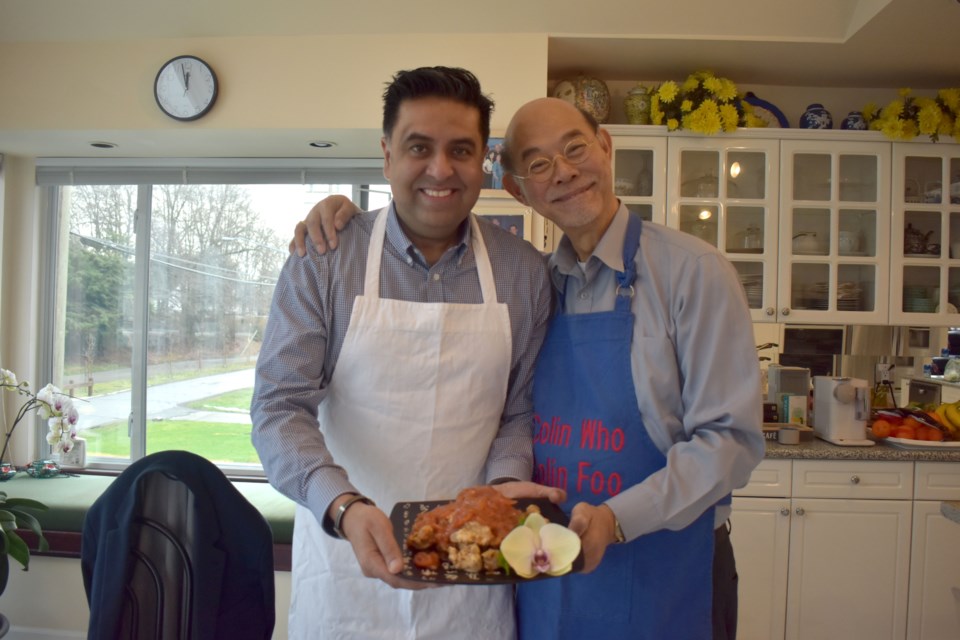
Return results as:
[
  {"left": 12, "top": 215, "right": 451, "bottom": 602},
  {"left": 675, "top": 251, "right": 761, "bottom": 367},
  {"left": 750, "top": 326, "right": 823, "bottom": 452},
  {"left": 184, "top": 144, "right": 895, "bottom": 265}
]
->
[
  {"left": 475, "top": 194, "right": 533, "bottom": 245},
  {"left": 481, "top": 137, "right": 506, "bottom": 192}
]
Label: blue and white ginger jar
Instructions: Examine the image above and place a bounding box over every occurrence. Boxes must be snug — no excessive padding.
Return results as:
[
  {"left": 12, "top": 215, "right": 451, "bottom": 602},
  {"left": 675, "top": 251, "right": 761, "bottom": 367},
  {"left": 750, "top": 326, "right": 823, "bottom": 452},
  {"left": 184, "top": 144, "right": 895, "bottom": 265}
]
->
[
  {"left": 800, "top": 103, "right": 833, "bottom": 129},
  {"left": 840, "top": 111, "right": 867, "bottom": 130}
]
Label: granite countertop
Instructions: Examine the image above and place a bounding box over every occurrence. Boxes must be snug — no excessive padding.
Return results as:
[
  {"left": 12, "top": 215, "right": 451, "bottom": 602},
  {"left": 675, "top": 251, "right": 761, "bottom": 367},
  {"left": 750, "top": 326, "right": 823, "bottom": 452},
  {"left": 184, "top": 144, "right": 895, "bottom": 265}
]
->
[
  {"left": 765, "top": 437, "right": 960, "bottom": 462},
  {"left": 942, "top": 501, "right": 960, "bottom": 524}
]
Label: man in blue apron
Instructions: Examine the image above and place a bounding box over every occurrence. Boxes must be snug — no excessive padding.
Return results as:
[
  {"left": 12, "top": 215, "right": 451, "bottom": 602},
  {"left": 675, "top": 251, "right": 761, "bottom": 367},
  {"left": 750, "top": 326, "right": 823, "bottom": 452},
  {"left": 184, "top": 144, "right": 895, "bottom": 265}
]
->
[
  {"left": 252, "top": 68, "right": 553, "bottom": 639},
  {"left": 291, "top": 97, "right": 765, "bottom": 638}
]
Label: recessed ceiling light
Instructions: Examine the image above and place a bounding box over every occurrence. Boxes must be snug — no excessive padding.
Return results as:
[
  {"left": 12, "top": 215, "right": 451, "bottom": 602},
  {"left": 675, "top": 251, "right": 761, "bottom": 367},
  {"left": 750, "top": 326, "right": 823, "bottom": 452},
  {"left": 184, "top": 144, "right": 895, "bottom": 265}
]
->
[
  {"left": 89, "top": 141, "right": 118, "bottom": 149},
  {"left": 309, "top": 140, "right": 337, "bottom": 149}
]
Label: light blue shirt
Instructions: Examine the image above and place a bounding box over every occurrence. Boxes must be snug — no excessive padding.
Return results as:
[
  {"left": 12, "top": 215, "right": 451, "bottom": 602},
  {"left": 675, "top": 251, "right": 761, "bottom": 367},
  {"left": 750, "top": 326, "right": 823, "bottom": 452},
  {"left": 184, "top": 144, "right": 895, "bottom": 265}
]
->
[{"left": 549, "top": 204, "right": 765, "bottom": 538}]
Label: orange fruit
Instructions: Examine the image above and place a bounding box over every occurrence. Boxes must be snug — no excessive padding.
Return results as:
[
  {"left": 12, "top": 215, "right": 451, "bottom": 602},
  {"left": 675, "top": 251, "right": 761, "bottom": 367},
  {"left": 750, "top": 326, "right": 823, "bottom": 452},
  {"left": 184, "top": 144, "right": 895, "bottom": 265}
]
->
[
  {"left": 902, "top": 416, "right": 923, "bottom": 431},
  {"left": 926, "top": 427, "right": 945, "bottom": 442},
  {"left": 870, "top": 419, "right": 893, "bottom": 439},
  {"left": 892, "top": 425, "right": 917, "bottom": 440}
]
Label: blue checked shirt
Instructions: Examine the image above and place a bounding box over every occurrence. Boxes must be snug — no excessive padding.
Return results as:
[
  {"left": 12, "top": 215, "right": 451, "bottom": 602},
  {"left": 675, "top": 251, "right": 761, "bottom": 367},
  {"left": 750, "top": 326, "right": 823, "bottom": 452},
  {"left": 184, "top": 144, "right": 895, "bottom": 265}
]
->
[{"left": 251, "top": 204, "right": 553, "bottom": 528}]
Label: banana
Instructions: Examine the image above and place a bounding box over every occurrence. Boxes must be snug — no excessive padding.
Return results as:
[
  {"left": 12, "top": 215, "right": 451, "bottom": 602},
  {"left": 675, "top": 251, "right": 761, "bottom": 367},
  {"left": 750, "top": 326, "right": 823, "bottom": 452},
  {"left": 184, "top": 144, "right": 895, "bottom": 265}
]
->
[{"left": 942, "top": 403, "right": 960, "bottom": 438}]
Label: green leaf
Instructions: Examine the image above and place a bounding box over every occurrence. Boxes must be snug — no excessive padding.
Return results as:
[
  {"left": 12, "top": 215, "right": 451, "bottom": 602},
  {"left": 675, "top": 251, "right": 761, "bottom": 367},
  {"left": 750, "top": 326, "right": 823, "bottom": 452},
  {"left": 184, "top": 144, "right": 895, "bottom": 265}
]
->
[
  {"left": 5, "top": 531, "right": 29, "bottom": 571},
  {"left": 12, "top": 509, "right": 43, "bottom": 538},
  {"left": 3, "top": 498, "right": 48, "bottom": 512},
  {"left": 0, "top": 553, "right": 8, "bottom": 596}
]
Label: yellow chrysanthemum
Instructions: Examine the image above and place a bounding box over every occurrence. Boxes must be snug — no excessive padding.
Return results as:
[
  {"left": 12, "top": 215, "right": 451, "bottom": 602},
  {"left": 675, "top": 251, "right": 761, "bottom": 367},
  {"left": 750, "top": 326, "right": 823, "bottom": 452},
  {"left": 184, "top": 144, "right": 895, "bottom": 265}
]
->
[
  {"left": 703, "top": 76, "right": 722, "bottom": 95},
  {"left": 666, "top": 118, "right": 680, "bottom": 131},
  {"left": 861, "top": 103, "right": 878, "bottom": 123},
  {"left": 917, "top": 103, "right": 942, "bottom": 136},
  {"left": 716, "top": 79, "right": 738, "bottom": 102},
  {"left": 898, "top": 88, "right": 912, "bottom": 99},
  {"left": 687, "top": 101, "right": 722, "bottom": 135},
  {"left": 681, "top": 99, "right": 693, "bottom": 113},
  {"left": 658, "top": 81, "right": 679, "bottom": 103},
  {"left": 938, "top": 88, "right": 960, "bottom": 113},
  {"left": 719, "top": 104, "right": 740, "bottom": 132},
  {"left": 881, "top": 100, "right": 904, "bottom": 120}
]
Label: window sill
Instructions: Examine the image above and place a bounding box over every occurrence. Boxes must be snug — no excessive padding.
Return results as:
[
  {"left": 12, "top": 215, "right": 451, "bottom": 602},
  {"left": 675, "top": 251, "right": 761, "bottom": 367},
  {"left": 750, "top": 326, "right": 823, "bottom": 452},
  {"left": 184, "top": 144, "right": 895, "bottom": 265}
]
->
[{"left": 3, "top": 472, "right": 296, "bottom": 571}]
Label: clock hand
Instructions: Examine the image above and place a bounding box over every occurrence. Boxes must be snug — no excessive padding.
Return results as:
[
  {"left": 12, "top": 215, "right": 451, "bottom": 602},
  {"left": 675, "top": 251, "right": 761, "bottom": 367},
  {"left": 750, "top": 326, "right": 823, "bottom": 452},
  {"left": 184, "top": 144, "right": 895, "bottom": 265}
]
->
[{"left": 183, "top": 70, "right": 191, "bottom": 95}]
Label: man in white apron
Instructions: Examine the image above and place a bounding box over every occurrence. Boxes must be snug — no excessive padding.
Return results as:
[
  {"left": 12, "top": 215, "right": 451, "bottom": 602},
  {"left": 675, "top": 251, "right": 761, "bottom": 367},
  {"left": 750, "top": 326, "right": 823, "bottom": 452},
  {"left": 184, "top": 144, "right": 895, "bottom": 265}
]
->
[{"left": 252, "top": 67, "right": 552, "bottom": 639}]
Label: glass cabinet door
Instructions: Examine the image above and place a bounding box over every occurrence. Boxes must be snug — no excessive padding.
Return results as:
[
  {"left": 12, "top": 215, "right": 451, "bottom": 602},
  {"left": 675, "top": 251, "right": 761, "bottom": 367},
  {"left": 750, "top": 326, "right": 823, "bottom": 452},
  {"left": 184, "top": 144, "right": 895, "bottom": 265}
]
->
[
  {"left": 891, "top": 144, "right": 960, "bottom": 325},
  {"left": 609, "top": 129, "right": 667, "bottom": 225},
  {"left": 779, "top": 140, "right": 890, "bottom": 324},
  {"left": 667, "top": 137, "right": 780, "bottom": 322}
]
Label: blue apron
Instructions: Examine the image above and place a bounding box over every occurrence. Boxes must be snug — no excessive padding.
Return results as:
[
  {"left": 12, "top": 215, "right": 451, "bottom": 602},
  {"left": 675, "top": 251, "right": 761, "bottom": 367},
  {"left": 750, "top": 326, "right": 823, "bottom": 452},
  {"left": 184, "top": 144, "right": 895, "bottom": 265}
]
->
[{"left": 518, "top": 213, "right": 717, "bottom": 640}]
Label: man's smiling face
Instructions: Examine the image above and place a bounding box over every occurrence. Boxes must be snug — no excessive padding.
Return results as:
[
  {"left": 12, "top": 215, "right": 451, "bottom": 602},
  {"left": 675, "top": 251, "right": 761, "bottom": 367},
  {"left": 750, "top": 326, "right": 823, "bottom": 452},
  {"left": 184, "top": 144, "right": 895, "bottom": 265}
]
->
[{"left": 382, "top": 96, "right": 486, "bottom": 252}]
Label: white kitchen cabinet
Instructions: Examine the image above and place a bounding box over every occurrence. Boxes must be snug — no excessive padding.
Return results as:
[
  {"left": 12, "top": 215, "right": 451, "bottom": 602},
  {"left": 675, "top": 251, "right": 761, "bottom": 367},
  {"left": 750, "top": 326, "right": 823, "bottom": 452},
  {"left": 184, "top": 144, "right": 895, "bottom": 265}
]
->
[
  {"left": 778, "top": 139, "right": 892, "bottom": 324},
  {"left": 606, "top": 127, "right": 667, "bottom": 226},
  {"left": 890, "top": 144, "right": 960, "bottom": 325},
  {"left": 733, "top": 459, "right": 915, "bottom": 640},
  {"left": 907, "top": 463, "right": 960, "bottom": 640},
  {"left": 665, "top": 136, "right": 782, "bottom": 322}
]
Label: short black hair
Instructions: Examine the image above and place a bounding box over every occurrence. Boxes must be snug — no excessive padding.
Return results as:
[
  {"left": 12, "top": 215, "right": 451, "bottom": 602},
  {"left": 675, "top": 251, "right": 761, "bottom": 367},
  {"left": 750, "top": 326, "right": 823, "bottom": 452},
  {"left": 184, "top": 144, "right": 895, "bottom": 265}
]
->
[
  {"left": 382, "top": 66, "right": 494, "bottom": 143},
  {"left": 501, "top": 104, "right": 600, "bottom": 175}
]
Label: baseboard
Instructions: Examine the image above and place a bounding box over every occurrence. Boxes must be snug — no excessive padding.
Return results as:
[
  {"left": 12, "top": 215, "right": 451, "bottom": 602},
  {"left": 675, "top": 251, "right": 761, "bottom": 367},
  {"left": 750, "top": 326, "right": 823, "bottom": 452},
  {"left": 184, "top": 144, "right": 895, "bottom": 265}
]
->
[{"left": 6, "top": 627, "right": 86, "bottom": 640}]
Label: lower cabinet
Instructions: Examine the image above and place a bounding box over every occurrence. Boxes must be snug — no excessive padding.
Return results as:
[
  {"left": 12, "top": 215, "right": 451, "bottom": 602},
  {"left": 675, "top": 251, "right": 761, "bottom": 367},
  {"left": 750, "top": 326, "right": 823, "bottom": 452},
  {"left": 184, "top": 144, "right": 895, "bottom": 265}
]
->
[{"left": 732, "top": 459, "right": 933, "bottom": 640}]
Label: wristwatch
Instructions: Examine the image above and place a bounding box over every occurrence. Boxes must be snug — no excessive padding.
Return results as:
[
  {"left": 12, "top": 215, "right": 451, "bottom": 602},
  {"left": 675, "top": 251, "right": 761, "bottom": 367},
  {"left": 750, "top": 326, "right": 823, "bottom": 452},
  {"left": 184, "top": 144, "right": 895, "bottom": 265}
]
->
[
  {"left": 612, "top": 511, "right": 626, "bottom": 544},
  {"left": 332, "top": 494, "right": 375, "bottom": 540}
]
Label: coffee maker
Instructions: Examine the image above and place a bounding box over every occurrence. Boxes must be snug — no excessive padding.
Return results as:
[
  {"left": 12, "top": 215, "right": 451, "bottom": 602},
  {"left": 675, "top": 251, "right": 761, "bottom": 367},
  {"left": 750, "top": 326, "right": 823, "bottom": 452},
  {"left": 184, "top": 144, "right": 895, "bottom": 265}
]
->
[{"left": 811, "top": 376, "right": 874, "bottom": 446}]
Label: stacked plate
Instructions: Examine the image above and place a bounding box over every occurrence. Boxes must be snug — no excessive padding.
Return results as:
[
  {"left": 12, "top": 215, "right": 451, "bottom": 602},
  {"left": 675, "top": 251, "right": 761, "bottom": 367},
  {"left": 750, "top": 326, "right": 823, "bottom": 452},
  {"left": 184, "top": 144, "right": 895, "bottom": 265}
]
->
[
  {"left": 738, "top": 274, "right": 763, "bottom": 308},
  {"left": 903, "top": 285, "right": 934, "bottom": 312},
  {"left": 836, "top": 281, "right": 863, "bottom": 311}
]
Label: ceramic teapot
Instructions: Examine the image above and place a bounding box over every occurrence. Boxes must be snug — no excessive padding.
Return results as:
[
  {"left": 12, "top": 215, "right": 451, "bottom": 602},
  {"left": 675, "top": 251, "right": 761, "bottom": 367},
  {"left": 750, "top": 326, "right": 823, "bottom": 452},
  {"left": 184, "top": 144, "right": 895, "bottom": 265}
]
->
[
  {"left": 904, "top": 223, "right": 934, "bottom": 255},
  {"left": 792, "top": 231, "right": 820, "bottom": 254}
]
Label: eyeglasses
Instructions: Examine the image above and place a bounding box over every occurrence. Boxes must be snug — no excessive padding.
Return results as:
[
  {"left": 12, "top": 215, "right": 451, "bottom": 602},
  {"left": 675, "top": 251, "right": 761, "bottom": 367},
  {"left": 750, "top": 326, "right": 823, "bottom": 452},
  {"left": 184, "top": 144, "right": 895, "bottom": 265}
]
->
[{"left": 512, "top": 137, "right": 596, "bottom": 183}]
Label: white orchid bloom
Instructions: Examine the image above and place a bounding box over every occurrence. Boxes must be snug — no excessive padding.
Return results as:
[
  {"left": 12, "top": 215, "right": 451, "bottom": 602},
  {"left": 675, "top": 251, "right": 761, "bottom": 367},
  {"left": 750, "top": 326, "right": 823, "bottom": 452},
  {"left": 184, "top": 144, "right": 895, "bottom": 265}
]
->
[
  {"left": 499, "top": 512, "right": 581, "bottom": 579},
  {"left": 1, "top": 368, "right": 17, "bottom": 386}
]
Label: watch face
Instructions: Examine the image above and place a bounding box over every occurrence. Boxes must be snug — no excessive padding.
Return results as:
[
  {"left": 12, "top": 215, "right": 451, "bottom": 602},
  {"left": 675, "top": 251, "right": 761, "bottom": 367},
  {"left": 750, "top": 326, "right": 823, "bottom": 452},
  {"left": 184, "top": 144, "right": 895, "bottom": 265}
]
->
[{"left": 154, "top": 55, "right": 218, "bottom": 121}]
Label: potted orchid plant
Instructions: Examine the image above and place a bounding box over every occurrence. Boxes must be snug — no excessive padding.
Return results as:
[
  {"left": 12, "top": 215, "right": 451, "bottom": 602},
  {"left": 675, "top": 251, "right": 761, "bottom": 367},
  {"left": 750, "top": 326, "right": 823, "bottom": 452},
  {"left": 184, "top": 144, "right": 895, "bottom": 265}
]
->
[{"left": 0, "top": 367, "right": 79, "bottom": 596}]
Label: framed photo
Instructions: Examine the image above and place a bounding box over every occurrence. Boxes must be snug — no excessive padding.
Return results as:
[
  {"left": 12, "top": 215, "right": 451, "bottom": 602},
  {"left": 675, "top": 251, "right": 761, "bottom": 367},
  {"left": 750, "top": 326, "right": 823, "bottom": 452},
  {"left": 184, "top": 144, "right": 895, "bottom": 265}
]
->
[
  {"left": 475, "top": 194, "right": 533, "bottom": 245},
  {"left": 481, "top": 137, "right": 506, "bottom": 192}
]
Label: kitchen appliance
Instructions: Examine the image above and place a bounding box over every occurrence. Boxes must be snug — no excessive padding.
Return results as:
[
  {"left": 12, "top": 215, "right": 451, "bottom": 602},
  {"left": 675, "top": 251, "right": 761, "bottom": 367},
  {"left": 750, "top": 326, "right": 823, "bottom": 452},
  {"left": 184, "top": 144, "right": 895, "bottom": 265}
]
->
[
  {"left": 766, "top": 364, "right": 811, "bottom": 403},
  {"left": 907, "top": 377, "right": 941, "bottom": 407},
  {"left": 811, "top": 376, "right": 874, "bottom": 446}
]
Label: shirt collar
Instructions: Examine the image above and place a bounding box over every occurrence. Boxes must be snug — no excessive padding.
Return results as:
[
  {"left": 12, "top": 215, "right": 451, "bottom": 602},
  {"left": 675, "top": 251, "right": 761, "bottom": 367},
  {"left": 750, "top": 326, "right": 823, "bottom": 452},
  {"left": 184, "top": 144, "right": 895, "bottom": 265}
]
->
[
  {"left": 550, "top": 202, "right": 630, "bottom": 282},
  {"left": 384, "top": 202, "right": 471, "bottom": 266}
]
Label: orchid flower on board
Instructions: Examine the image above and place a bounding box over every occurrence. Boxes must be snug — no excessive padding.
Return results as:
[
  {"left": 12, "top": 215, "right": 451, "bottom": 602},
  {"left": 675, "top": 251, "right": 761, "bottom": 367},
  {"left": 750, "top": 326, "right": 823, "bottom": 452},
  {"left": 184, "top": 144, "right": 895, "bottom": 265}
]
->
[{"left": 499, "top": 512, "right": 581, "bottom": 578}]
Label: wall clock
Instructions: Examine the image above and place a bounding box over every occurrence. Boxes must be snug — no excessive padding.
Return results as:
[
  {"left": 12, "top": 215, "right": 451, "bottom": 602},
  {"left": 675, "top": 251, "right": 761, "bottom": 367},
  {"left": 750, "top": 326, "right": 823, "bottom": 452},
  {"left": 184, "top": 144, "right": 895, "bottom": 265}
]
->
[{"left": 154, "top": 55, "right": 219, "bottom": 121}]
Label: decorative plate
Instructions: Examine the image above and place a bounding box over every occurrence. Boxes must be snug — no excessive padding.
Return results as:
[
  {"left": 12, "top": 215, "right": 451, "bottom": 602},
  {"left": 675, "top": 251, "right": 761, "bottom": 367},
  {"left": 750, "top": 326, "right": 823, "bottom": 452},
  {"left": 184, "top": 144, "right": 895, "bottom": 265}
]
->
[{"left": 743, "top": 92, "right": 789, "bottom": 128}]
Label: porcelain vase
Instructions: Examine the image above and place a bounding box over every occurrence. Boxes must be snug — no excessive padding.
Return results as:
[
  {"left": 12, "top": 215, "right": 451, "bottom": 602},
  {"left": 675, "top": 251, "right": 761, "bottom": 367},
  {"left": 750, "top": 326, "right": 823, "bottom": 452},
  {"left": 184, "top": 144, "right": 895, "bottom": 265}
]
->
[
  {"left": 841, "top": 111, "right": 867, "bottom": 130},
  {"left": 800, "top": 103, "right": 833, "bottom": 129}
]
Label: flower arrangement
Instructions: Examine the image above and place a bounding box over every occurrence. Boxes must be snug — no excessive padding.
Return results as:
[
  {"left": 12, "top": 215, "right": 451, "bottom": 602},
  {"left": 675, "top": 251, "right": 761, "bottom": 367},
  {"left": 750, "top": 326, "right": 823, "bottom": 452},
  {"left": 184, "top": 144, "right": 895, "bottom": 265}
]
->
[
  {"left": 498, "top": 511, "right": 581, "bottom": 578},
  {"left": 862, "top": 88, "right": 960, "bottom": 143},
  {"left": 650, "top": 70, "right": 767, "bottom": 135},
  {"left": 1, "top": 368, "right": 79, "bottom": 466}
]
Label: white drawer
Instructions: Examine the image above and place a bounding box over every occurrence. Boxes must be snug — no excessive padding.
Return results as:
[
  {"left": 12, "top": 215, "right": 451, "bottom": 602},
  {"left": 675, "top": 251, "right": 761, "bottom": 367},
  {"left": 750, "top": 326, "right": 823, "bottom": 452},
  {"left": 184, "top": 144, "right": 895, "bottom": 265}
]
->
[
  {"left": 792, "top": 459, "right": 914, "bottom": 499},
  {"left": 915, "top": 461, "right": 960, "bottom": 500},
  {"left": 733, "top": 459, "right": 792, "bottom": 497}
]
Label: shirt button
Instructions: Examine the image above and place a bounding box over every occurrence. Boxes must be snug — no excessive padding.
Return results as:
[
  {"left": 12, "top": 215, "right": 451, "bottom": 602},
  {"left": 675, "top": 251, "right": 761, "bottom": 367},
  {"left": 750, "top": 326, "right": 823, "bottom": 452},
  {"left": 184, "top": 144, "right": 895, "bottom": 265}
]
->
[{"left": 433, "top": 273, "right": 441, "bottom": 282}]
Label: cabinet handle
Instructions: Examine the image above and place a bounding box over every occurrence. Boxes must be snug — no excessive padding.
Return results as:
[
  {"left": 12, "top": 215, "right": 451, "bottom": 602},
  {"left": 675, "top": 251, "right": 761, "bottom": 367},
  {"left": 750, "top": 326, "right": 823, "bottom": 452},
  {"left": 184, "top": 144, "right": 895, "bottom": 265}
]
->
[
  {"left": 765, "top": 307, "right": 775, "bottom": 316},
  {"left": 795, "top": 507, "right": 805, "bottom": 516},
  {"left": 850, "top": 475, "right": 860, "bottom": 485},
  {"left": 780, "top": 507, "right": 790, "bottom": 516},
  {"left": 781, "top": 307, "right": 791, "bottom": 316}
]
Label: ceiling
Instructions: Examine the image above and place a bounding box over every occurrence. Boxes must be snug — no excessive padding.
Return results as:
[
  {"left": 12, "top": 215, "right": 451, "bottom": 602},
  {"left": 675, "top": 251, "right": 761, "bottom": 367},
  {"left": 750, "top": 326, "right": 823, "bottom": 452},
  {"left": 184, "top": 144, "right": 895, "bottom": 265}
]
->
[{"left": 1, "top": 0, "right": 957, "bottom": 159}]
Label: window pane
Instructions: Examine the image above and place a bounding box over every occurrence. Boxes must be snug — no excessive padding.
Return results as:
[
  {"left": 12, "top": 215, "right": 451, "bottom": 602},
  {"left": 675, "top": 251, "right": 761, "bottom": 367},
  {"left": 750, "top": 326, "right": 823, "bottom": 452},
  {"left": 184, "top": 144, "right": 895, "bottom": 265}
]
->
[{"left": 60, "top": 182, "right": 355, "bottom": 468}]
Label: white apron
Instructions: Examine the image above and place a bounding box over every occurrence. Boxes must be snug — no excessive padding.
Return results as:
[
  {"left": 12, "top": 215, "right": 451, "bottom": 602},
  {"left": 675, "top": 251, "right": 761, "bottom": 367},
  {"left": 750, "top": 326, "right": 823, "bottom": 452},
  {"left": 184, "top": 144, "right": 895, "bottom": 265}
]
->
[{"left": 290, "top": 208, "right": 516, "bottom": 640}]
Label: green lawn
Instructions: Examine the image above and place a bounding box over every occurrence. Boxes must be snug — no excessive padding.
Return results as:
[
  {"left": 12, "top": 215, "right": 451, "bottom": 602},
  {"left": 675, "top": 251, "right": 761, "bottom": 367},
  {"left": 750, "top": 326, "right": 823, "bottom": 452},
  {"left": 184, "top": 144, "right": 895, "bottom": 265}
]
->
[{"left": 84, "top": 387, "right": 259, "bottom": 463}]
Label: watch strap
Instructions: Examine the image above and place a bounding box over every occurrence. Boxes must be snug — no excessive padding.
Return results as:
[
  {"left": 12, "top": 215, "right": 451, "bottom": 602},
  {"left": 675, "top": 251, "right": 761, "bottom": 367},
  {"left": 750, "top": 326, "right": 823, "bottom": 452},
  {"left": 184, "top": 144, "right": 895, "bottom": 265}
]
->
[{"left": 332, "top": 494, "right": 375, "bottom": 540}]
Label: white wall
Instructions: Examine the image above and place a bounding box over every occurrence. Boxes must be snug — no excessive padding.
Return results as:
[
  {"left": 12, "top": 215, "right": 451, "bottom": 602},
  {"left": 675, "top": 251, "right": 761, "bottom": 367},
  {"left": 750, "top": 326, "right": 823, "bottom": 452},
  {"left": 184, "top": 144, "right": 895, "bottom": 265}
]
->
[{"left": 2, "top": 556, "right": 292, "bottom": 639}]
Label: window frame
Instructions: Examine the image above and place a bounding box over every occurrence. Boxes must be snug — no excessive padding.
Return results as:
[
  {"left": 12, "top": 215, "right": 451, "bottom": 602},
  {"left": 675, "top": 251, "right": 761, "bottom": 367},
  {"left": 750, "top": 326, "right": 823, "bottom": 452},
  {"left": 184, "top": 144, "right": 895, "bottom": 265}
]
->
[{"left": 37, "top": 158, "right": 386, "bottom": 475}]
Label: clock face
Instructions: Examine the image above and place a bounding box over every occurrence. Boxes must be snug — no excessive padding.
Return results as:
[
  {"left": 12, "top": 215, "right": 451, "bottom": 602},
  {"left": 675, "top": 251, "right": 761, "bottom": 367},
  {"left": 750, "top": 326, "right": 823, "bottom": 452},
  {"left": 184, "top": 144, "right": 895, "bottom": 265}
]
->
[{"left": 154, "top": 55, "right": 218, "bottom": 121}]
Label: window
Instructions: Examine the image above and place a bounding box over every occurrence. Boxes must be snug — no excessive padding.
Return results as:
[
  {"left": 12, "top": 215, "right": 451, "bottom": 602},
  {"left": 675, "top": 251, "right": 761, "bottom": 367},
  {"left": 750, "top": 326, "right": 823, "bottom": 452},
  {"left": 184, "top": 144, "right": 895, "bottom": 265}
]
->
[{"left": 39, "top": 160, "right": 390, "bottom": 473}]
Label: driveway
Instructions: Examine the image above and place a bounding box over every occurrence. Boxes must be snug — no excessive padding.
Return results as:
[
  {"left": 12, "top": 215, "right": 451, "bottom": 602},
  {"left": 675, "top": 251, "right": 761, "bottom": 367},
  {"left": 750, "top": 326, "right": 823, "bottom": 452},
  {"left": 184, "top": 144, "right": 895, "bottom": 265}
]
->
[{"left": 74, "top": 368, "right": 256, "bottom": 430}]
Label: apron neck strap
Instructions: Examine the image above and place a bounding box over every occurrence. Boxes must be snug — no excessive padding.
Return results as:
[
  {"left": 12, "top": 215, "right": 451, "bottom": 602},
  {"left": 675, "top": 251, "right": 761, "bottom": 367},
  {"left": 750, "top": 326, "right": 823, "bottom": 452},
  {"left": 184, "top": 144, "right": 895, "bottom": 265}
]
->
[{"left": 614, "top": 212, "right": 643, "bottom": 313}]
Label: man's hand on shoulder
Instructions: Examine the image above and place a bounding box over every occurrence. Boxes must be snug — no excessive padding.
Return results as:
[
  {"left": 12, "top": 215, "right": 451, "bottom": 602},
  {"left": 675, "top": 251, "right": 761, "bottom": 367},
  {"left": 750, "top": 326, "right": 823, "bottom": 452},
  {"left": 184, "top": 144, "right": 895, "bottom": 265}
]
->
[{"left": 289, "top": 195, "right": 363, "bottom": 257}]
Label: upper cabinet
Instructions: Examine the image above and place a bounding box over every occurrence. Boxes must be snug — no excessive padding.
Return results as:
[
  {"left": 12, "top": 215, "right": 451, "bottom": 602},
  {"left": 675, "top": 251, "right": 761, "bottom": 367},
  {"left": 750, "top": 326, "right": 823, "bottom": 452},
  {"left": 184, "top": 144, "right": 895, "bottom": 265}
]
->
[
  {"left": 778, "top": 139, "right": 891, "bottom": 325},
  {"left": 665, "top": 136, "right": 781, "bottom": 322},
  {"left": 604, "top": 128, "right": 960, "bottom": 325},
  {"left": 890, "top": 144, "right": 960, "bottom": 324}
]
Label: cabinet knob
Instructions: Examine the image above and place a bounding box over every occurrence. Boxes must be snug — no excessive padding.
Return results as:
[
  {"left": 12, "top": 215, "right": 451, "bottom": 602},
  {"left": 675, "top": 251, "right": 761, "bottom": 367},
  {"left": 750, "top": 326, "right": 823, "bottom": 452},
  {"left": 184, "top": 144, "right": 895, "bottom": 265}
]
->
[
  {"left": 781, "top": 307, "right": 791, "bottom": 316},
  {"left": 795, "top": 507, "right": 805, "bottom": 516},
  {"left": 780, "top": 507, "right": 790, "bottom": 516},
  {"left": 850, "top": 475, "right": 860, "bottom": 485},
  {"left": 765, "top": 307, "right": 775, "bottom": 316}
]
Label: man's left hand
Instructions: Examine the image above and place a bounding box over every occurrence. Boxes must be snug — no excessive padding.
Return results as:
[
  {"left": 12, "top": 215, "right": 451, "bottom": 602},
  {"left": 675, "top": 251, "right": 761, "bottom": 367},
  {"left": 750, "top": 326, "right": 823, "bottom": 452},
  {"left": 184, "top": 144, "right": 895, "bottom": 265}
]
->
[
  {"left": 491, "top": 480, "right": 566, "bottom": 504},
  {"left": 567, "top": 502, "right": 619, "bottom": 573}
]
